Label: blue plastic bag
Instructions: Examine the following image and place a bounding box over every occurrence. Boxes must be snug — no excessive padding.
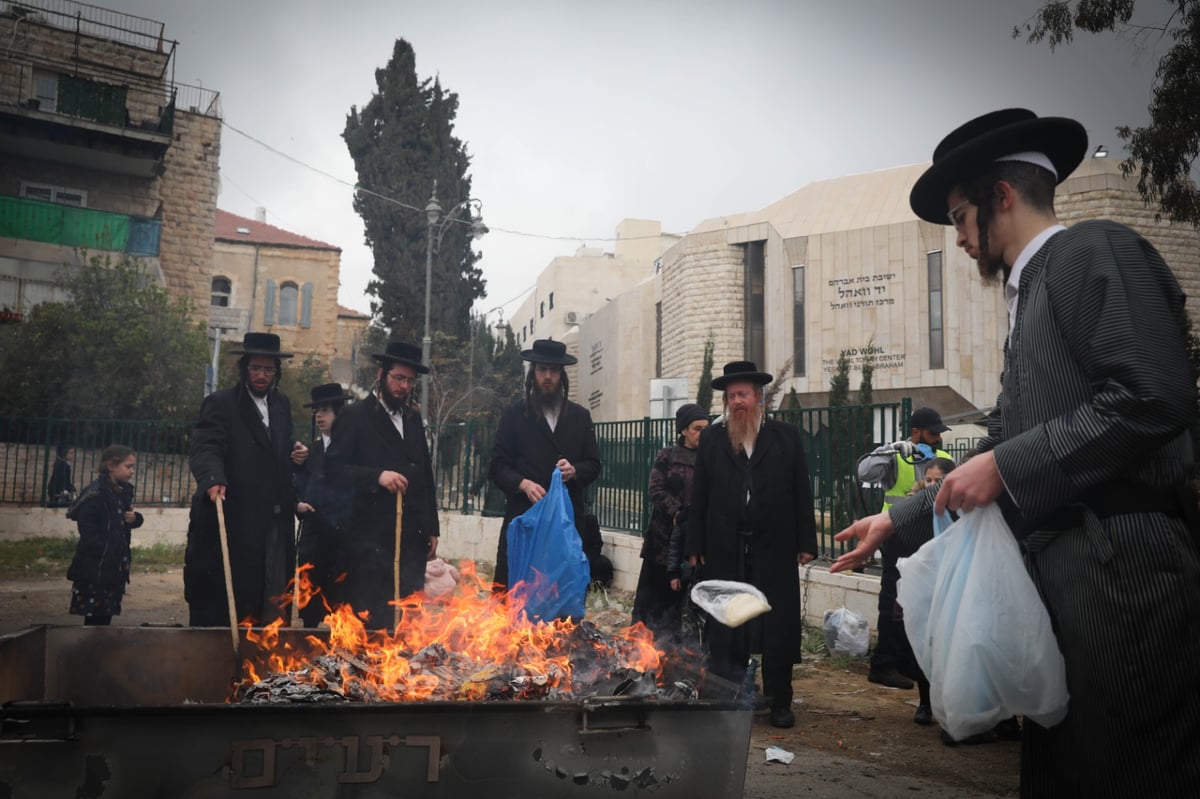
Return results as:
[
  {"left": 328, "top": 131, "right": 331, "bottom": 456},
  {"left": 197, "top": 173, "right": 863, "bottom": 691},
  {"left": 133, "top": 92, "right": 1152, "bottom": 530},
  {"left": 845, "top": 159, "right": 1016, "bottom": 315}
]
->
[
  {"left": 897, "top": 503, "right": 1069, "bottom": 740},
  {"left": 506, "top": 468, "right": 591, "bottom": 622}
]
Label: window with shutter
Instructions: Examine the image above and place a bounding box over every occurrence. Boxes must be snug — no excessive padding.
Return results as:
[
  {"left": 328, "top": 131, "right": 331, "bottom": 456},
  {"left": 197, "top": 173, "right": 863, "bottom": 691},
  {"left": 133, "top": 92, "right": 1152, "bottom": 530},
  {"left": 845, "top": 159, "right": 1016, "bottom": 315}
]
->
[
  {"left": 279, "top": 282, "right": 298, "bottom": 326},
  {"left": 264, "top": 279, "right": 276, "bottom": 326},
  {"left": 300, "top": 282, "right": 313, "bottom": 328}
]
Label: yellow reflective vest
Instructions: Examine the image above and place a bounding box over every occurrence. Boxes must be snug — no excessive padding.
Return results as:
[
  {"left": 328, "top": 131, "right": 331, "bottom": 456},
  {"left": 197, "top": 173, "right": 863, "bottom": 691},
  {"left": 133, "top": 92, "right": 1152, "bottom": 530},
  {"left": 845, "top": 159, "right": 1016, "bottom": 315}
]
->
[{"left": 882, "top": 446, "right": 951, "bottom": 512}]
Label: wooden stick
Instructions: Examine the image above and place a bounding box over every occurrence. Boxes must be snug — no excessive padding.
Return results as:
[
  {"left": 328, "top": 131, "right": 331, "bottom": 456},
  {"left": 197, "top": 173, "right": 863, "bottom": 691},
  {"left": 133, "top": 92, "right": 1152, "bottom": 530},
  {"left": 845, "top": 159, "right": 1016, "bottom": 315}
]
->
[
  {"left": 215, "top": 495, "right": 240, "bottom": 667},
  {"left": 292, "top": 516, "right": 303, "bottom": 627},
  {"left": 393, "top": 490, "right": 404, "bottom": 631}
]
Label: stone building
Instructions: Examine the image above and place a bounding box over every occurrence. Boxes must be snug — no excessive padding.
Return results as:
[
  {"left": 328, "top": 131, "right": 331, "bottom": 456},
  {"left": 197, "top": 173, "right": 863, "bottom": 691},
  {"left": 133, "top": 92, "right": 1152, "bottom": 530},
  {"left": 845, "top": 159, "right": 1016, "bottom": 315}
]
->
[
  {"left": 210, "top": 209, "right": 349, "bottom": 373},
  {"left": 0, "top": 0, "right": 220, "bottom": 316},
  {"left": 574, "top": 154, "right": 1199, "bottom": 425}
]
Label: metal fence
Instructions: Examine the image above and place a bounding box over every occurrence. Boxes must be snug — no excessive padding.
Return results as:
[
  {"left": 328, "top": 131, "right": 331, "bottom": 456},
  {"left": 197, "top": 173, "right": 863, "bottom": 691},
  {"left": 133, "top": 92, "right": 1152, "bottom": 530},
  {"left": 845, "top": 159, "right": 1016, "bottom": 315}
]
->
[{"left": 3, "top": 402, "right": 933, "bottom": 560}]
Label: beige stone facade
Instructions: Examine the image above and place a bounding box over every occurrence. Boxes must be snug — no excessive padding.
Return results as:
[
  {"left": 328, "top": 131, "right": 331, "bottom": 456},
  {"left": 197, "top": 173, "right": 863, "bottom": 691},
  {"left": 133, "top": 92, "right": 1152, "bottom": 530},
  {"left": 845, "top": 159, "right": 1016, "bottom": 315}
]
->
[
  {"left": 210, "top": 210, "right": 344, "bottom": 371},
  {"left": 0, "top": 0, "right": 219, "bottom": 316},
  {"left": 581, "top": 156, "right": 1200, "bottom": 424}
]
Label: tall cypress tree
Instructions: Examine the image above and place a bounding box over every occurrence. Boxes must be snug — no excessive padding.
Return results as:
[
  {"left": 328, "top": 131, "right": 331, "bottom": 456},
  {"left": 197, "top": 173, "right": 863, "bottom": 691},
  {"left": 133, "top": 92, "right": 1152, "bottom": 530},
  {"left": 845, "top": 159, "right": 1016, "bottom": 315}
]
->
[{"left": 343, "top": 40, "right": 484, "bottom": 343}]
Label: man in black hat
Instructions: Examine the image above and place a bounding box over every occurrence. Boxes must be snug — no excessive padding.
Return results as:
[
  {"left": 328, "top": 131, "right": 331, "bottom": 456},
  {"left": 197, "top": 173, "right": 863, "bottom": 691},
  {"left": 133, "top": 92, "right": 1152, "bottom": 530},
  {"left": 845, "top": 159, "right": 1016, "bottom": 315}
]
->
[
  {"left": 489, "top": 338, "right": 602, "bottom": 590},
  {"left": 186, "top": 332, "right": 308, "bottom": 627},
  {"left": 685, "top": 361, "right": 817, "bottom": 728},
  {"left": 293, "top": 382, "right": 355, "bottom": 627},
  {"left": 324, "top": 342, "right": 439, "bottom": 629},
  {"left": 832, "top": 109, "right": 1200, "bottom": 793}
]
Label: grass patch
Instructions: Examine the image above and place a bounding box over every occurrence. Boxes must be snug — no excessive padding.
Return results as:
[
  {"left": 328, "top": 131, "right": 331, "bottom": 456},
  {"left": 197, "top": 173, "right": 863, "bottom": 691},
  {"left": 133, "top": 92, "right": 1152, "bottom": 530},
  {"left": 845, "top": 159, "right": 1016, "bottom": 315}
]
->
[{"left": 0, "top": 537, "right": 185, "bottom": 579}]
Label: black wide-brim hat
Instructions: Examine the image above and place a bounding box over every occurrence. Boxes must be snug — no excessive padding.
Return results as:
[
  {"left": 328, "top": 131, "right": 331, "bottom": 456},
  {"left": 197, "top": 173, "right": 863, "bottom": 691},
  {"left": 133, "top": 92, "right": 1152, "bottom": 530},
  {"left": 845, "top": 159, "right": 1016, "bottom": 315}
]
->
[
  {"left": 372, "top": 341, "right": 430, "bottom": 374},
  {"left": 521, "top": 338, "right": 578, "bottom": 366},
  {"left": 711, "top": 360, "right": 773, "bottom": 391},
  {"left": 909, "top": 108, "right": 1088, "bottom": 224},
  {"left": 303, "top": 382, "right": 355, "bottom": 408},
  {"left": 228, "top": 331, "right": 293, "bottom": 358}
]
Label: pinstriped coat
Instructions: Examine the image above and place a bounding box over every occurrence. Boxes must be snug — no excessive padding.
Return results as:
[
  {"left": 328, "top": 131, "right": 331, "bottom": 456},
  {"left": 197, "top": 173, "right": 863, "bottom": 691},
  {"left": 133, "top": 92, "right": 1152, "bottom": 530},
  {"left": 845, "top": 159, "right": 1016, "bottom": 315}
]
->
[{"left": 892, "top": 220, "right": 1200, "bottom": 797}]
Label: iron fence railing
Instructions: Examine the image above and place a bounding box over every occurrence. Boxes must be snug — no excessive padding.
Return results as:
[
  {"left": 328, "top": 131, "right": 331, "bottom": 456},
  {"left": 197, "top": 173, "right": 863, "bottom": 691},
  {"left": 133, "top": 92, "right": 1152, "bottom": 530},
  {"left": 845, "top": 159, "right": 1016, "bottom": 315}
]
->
[{"left": 4, "top": 402, "right": 956, "bottom": 561}]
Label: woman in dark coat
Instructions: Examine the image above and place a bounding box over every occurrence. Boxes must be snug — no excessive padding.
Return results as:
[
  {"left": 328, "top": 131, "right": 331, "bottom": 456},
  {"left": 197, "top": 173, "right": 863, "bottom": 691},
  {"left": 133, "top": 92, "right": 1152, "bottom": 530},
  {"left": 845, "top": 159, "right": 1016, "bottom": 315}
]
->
[
  {"left": 67, "top": 444, "right": 143, "bottom": 625},
  {"left": 631, "top": 403, "right": 708, "bottom": 637}
]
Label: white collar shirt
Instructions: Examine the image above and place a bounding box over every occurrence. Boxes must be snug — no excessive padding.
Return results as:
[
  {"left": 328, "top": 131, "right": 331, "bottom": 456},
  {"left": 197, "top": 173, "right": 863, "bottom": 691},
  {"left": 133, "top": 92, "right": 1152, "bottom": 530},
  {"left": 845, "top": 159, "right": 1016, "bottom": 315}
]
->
[
  {"left": 1005, "top": 224, "right": 1065, "bottom": 339},
  {"left": 252, "top": 393, "right": 270, "bottom": 429}
]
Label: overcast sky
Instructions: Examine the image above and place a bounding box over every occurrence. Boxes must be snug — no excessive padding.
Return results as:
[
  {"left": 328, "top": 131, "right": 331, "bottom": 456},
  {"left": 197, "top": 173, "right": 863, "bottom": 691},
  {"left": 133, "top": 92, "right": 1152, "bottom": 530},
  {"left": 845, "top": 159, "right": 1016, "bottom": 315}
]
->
[{"left": 108, "top": 0, "right": 1165, "bottom": 320}]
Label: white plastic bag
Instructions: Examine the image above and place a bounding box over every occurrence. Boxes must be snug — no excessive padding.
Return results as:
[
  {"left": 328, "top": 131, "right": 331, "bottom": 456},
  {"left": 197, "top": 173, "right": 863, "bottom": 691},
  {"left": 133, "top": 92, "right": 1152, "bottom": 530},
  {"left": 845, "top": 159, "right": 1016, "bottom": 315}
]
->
[
  {"left": 822, "top": 607, "right": 869, "bottom": 656},
  {"left": 689, "top": 580, "right": 771, "bottom": 627},
  {"left": 897, "top": 503, "right": 1069, "bottom": 740}
]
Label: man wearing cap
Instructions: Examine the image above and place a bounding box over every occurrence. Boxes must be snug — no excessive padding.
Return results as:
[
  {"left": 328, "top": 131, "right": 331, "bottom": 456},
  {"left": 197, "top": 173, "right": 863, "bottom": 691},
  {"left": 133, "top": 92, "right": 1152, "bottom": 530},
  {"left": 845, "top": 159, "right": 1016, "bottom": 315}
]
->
[
  {"left": 631, "top": 402, "right": 709, "bottom": 637},
  {"left": 186, "top": 332, "right": 308, "bottom": 627},
  {"left": 293, "top": 382, "right": 355, "bottom": 627},
  {"left": 868, "top": 407, "right": 951, "bottom": 696},
  {"left": 832, "top": 109, "right": 1200, "bottom": 793},
  {"left": 489, "top": 338, "right": 602, "bottom": 590},
  {"left": 685, "top": 361, "right": 817, "bottom": 728},
  {"left": 324, "top": 342, "right": 439, "bottom": 629}
]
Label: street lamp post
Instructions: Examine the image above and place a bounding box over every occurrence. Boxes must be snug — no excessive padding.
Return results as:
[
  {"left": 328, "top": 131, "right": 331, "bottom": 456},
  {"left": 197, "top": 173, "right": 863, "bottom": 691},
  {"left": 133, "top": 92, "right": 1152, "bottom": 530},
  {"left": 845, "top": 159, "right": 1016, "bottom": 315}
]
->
[{"left": 421, "top": 179, "right": 486, "bottom": 420}]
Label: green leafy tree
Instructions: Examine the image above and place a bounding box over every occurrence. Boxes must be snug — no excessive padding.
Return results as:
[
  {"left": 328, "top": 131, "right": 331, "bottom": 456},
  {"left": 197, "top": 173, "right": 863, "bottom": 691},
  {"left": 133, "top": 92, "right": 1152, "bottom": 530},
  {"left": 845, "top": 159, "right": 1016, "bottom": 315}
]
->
[
  {"left": 826, "top": 349, "right": 854, "bottom": 531},
  {"left": 279, "top": 354, "right": 331, "bottom": 442},
  {"left": 696, "top": 332, "right": 716, "bottom": 413},
  {"left": 343, "top": 39, "right": 485, "bottom": 343},
  {"left": 762, "top": 354, "right": 796, "bottom": 410},
  {"left": 0, "top": 256, "right": 207, "bottom": 419},
  {"left": 1015, "top": 0, "right": 1200, "bottom": 226},
  {"left": 781, "top": 386, "right": 802, "bottom": 410}
]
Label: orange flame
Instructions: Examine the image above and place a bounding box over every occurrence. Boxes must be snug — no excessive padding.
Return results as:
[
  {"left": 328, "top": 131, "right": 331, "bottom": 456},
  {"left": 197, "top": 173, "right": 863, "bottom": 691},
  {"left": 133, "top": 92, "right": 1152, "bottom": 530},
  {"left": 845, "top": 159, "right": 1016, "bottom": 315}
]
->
[{"left": 234, "top": 560, "right": 668, "bottom": 703}]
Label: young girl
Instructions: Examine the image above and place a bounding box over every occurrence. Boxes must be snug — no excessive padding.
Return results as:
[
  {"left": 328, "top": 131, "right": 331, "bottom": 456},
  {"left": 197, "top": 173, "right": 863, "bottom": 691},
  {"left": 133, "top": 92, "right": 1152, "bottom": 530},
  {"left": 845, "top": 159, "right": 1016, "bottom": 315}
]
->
[{"left": 66, "top": 445, "right": 143, "bottom": 626}]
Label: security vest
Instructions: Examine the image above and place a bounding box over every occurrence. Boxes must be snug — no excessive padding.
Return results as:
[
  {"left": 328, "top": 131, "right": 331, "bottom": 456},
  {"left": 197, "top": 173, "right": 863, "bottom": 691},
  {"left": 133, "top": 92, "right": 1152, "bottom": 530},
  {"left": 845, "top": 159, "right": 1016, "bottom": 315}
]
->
[{"left": 882, "top": 446, "right": 950, "bottom": 512}]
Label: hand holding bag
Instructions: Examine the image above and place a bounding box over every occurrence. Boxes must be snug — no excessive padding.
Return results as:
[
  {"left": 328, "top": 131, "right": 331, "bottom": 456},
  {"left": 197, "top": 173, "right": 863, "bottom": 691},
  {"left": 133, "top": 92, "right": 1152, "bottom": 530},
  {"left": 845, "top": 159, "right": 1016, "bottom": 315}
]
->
[
  {"left": 897, "top": 503, "right": 1069, "bottom": 740},
  {"left": 506, "top": 467, "right": 591, "bottom": 622}
]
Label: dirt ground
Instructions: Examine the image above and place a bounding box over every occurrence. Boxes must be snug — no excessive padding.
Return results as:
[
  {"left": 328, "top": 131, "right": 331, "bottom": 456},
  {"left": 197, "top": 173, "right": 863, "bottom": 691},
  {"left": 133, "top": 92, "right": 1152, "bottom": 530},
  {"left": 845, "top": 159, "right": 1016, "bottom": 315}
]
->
[{"left": 0, "top": 569, "right": 1019, "bottom": 798}]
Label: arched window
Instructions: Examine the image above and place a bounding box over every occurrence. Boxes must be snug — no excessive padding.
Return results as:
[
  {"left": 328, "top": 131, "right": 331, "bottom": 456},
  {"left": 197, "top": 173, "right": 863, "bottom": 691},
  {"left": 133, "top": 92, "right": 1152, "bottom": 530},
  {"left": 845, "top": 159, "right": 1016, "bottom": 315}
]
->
[
  {"left": 210, "top": 277, "right": 231, "bottom": 307},
  {"left": 278, "top": 282, "right": 299, "bottom": 325}
]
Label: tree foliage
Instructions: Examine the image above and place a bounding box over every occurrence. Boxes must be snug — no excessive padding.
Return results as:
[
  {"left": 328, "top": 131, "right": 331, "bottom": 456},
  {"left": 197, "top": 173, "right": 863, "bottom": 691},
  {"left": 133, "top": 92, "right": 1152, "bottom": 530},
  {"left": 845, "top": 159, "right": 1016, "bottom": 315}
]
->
[
  {"left": 343, "top": 39, "right": 486, "bottom": 342},
  {"left": 696, "top": 332, "right": 716, "bottom": 412},
  {"left": 0, "top": 256, "right": 207, "bottom": 420},
  {"left": 762, "top": 354, "right": 796, "bottom": 410},
  {"left": 1015, "top": 0, "right": 1200, "bottom": 226}
]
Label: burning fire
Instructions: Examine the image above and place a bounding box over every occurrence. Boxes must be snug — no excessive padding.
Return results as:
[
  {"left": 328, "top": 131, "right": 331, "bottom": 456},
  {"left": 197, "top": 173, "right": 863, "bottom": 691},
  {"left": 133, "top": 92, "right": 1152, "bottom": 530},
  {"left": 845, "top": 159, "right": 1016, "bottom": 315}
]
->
[{"left": 232, "top": 561, "right": 673, "bottom": 704}]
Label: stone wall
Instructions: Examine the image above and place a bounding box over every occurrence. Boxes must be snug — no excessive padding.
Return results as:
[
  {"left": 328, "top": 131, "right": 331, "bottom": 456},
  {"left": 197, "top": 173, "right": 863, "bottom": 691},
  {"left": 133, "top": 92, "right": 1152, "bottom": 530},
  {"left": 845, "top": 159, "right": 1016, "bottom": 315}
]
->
[
  {"left": 659, "top": 230, "right": 744, "bottom": 395},
  {"left": 157, "top": 110, "right": 221, "bottom": 313}
]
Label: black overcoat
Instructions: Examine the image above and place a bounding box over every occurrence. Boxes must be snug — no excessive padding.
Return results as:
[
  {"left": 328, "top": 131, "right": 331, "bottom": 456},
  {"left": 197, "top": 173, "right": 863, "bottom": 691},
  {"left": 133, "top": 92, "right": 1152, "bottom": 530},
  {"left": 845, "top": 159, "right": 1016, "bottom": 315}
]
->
[
  {"left": 488, "top": 398, "right": 601, "bottom": 588},
  {"left": 185, "top": 382, "right": 296, "bottom": 626},
  {"left": 324, "top": 394, "right": 439, "bottom": 627},
  {"left": 685, "top": 418, "right": 817, "bottom": 667},
  {"left": 67, "top": 477, "right": 142, "bottom": 589},
  {"left": 294, "top": 437, "right": 353, "bottom": 625}
]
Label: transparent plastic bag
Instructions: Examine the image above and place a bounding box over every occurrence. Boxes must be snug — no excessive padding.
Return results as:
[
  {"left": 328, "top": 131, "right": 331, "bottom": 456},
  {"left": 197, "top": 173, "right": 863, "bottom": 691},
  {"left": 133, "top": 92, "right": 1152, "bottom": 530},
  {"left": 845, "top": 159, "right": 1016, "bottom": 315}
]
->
[
  {"left": 689, "top": 580, "right": 771, "bottom": 628},
  {"left": 897, "top": 503, "right": 1069, "bottom": 740},
  {"left": 822, "top": 607, "right": 869, "bottom": 656}
]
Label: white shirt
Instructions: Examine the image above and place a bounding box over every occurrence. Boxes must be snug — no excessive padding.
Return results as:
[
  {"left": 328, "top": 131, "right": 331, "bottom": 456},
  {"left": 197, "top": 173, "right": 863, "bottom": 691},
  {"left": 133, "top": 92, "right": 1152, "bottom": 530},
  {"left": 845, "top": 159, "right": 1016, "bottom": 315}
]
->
[
  {"left": 387, "top": 407, "right": 405, "bottom": 439},
  {"left": 1005, "top": 224, "right": 1065, "bottom": 339},
  {"left": 252, "top": 394, "right": 270, "bottom": 429},
  {"left": 321, "top": 433, "right": 331, "bottom": 450}
]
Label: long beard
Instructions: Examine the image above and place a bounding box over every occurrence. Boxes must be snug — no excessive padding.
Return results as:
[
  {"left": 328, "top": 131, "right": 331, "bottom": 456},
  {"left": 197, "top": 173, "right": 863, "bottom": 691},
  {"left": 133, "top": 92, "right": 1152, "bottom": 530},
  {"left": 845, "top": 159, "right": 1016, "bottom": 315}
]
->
[
  {"left": 535, "top": 386, "right": 562, "bottom": 411},
  {"left": 727, "top": 406, "right": 762, "bottom": 456}
]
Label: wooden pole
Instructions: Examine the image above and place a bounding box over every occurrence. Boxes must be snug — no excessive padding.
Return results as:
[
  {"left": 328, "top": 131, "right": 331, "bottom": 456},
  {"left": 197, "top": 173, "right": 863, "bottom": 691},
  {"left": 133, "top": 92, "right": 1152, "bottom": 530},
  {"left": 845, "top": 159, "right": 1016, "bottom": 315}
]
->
[
  {"left": 215, "top": 495, "right": 240, "bottom": 669},
  {"left": 393, "top": 491, "right": 404, "bottom": 631}
]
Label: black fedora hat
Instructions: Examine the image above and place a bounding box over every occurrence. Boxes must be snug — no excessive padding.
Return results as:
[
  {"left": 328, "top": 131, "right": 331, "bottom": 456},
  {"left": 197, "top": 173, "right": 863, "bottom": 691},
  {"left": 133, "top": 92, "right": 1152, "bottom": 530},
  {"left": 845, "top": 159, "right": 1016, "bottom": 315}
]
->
[
  {"left": 372, "top": 341, "right": 429, "bottom": 374},
  {"left": 521, "top": 338, "right": 578, "bottom": 366},
  {"left": 228, "top": 331, "right": 293, "bottom": 358},
  {"left": 303, "top": 382, "right": 355, "bottom": 408},
  {"left": 909, "top": 108, "right": 1088, "bottom": 224},
  {"left": 711, "top": 360, "right": 773, "bottom": 391}
]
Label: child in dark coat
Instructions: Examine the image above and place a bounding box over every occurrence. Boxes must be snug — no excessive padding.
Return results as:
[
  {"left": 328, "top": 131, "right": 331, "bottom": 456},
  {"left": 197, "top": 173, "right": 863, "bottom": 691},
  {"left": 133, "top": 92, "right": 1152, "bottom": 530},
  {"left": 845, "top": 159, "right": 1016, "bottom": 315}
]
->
[{"left": 66, "top": 445, "right": 143, "bottom": 626}]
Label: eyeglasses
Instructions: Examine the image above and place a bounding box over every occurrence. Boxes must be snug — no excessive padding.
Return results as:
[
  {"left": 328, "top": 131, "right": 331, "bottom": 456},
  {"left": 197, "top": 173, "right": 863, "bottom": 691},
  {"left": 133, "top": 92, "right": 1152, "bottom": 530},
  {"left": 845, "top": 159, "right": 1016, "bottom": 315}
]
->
[
  {"left": 947, "top": 198, "right": 971, "bottom": 229},
  {"left": 386, "top": 373, "right": 416, "bottom": 386},
  {"left": 248, "top": 365, "right": 278, "bottom": 376}
]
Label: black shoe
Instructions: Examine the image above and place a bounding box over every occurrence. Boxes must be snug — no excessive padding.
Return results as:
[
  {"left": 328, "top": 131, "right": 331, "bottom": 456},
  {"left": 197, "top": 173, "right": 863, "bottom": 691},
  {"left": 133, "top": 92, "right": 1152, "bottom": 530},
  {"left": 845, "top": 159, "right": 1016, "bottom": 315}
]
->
[
  {"left": 940, "top": 727, "right": 997, "bottom": 746},
  {"left": 867, "top": 667, "right": 914, "bottom": 690},
  {"left": 913, "top": 704, "right": 934, "bottom": 726},
  {"left": 769, "top": 707, "right": 795, "bottom": 728},
  {"left": 993, "top": 716, "right": 1022, "bottom": 741}
]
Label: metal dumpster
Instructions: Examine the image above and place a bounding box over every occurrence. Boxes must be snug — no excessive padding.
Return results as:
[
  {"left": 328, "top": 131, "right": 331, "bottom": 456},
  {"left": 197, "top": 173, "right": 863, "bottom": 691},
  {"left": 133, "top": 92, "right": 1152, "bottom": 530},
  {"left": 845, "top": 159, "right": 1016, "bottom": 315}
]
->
[{"left": 0, "top": 625, "right": 752, "bottom": 797}]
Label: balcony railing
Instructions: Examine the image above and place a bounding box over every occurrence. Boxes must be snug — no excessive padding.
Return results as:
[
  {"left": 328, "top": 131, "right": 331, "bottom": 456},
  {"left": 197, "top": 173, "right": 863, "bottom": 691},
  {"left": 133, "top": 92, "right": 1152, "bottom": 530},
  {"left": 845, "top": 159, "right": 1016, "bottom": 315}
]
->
[{"left": 0, "top": 194, "right": 160, "bottom": 256}]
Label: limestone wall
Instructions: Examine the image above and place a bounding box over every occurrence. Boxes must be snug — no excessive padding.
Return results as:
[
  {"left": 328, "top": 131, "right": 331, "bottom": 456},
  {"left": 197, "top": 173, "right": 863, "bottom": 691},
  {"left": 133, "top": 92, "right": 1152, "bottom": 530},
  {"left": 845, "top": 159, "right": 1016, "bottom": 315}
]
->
[{"left": 157, "top": 110, "right": 221, "bottom": 313}]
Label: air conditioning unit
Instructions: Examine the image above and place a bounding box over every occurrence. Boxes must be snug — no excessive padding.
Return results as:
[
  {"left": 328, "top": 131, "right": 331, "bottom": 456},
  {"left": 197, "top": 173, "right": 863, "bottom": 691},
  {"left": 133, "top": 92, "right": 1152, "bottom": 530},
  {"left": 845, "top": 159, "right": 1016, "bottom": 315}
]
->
[{"left": 564, "top": 311, "right": 579, "bottom": 325}]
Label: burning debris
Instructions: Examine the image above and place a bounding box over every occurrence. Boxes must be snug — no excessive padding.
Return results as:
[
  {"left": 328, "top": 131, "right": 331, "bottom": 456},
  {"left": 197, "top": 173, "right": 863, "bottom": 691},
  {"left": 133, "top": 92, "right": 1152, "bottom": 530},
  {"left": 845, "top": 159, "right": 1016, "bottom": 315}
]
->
[{"left": 231, "top": 562, "right": 700, "bottom": 705}]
